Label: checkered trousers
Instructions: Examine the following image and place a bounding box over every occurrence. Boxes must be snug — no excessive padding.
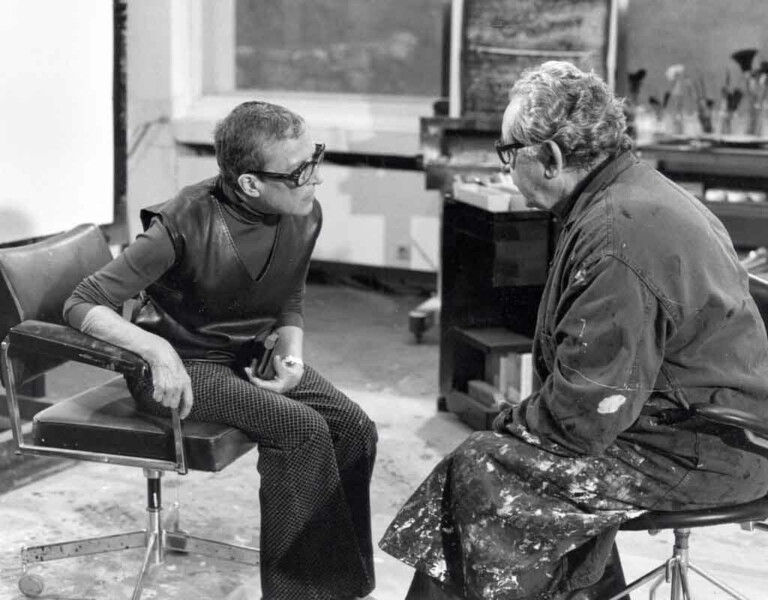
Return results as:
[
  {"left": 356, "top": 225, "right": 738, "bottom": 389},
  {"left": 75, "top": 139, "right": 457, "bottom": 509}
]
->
[{"left": 128, "top": 361, "right": 378, "bottom": 600}]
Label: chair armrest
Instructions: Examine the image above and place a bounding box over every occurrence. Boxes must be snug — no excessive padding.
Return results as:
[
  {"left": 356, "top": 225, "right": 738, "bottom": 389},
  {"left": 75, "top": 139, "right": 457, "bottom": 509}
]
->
[
  {"left": 6, "top": 319, "right": 149, "bottom": 378},
  {"left": 690, "top": 403, "right": 768, "bottom": 445}
]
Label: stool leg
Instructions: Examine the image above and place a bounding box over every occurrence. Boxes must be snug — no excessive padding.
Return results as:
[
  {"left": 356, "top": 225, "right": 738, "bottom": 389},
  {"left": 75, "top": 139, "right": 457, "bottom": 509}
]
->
[
  {"left": 649, "top": 572, "right": 664, "bottom": 599},
  {"left": 687, "top": 563, "right": 752, "bottom": 600},
  {"left": 677, "top": 562, "right": 693, "bottom": 600},
  {"left": 604, "top": 564, "right": 668, "bottom": 600},
  {"left": 670, "top": 529, "right": 691, "bottom": 600}
]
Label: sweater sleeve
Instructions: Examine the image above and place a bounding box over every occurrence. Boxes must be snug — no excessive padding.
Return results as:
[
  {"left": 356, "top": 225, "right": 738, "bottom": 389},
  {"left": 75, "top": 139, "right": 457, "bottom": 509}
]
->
[
  {"left": 63, "top": 219, "right": 176, "bottom": 329},
  {"left": 519, "top": 254, "right": 668, "bottom": 456},
  {"left": 276, "top": 281, "right": 305, "bottom": 329}
]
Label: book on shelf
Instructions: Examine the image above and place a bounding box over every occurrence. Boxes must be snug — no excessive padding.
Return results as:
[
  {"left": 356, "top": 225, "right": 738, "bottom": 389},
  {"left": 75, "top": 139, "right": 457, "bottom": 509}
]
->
[{"left": 485, "top": 351, "right": 535, "bottom": 406}]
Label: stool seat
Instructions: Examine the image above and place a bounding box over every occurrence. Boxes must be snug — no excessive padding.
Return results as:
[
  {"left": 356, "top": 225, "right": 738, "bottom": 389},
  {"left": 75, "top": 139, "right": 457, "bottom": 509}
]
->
[
  {"left": 33, "top": 378, "right": 255, "bottom": 472},
  {"left": 621, "top": 495, "right": 768, "bottom": 531}
]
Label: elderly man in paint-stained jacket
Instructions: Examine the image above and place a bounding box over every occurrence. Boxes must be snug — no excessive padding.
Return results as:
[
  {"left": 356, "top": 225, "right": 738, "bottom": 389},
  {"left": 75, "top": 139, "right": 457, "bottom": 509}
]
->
[{"left": 380, "top": 61, "right": 768, "bottom": 600}]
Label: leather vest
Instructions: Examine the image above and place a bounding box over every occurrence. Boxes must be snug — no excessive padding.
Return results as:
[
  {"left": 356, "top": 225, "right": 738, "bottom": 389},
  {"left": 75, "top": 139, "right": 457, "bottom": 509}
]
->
[{"left": 133, "top": 177, "right": 321, "bottom": 363}]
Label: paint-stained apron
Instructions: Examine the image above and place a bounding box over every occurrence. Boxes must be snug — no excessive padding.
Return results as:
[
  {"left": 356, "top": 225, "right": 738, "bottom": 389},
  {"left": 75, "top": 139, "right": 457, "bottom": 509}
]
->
[{"left": 379, "top": 418, "right": 768, "bottom": 600}]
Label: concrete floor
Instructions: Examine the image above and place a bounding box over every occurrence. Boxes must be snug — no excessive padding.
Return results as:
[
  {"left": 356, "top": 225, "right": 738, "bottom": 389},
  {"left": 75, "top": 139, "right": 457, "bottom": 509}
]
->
[{"left": 1, "top": 282, "right": 767, "bottom": 600}]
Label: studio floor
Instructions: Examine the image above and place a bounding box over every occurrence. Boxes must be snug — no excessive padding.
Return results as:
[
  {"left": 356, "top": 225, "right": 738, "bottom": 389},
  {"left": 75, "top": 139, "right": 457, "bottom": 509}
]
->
[{"left": 0, "top": 282, "right": 766, "bottom": 600}]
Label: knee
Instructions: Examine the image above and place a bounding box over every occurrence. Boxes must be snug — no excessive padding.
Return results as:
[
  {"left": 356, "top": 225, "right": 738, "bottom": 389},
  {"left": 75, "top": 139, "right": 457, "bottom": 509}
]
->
[
  {"left": 335, "top": 403, "right": 378, "bottom": 465},
  {"left": 451, "top": 431, "right": 498, "bottom": 470},
  {"left": 274, "top": 407, "right": 331, "bottom": 452}
]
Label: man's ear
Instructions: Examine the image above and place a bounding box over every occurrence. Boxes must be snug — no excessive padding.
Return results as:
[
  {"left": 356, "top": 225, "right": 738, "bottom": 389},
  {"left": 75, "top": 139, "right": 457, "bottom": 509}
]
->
[
  {"left": 542, "top": 140, "right": 564, "bottom": 179},
  {"left": 237, "top": 173, "right": 262, "bottom": 197}
]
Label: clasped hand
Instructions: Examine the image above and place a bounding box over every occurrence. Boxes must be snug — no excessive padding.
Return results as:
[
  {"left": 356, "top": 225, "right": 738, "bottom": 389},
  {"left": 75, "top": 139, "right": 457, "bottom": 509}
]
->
[
  {"left": 247, "top": 354, "right": 304, "bottom": 394},
  {"left": 148, "top": 342, "right": 194, "bottom": 419}
]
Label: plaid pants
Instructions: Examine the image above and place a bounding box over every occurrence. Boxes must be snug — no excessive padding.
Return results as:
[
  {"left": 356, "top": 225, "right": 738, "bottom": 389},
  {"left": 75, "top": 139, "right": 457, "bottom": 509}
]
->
[{"left": 128, "top": 361, "right": 377, "bottom": 600}]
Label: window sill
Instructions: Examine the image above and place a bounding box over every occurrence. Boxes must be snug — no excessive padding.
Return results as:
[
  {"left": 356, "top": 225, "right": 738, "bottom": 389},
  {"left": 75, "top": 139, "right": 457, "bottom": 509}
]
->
[{"left": 173, "top": 91, "right": 438, "bottom": 156}]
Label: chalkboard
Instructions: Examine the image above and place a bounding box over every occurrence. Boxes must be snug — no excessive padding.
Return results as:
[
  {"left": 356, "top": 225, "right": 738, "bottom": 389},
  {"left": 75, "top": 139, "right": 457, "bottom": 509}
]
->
[{"left": 452, "top": 0, "right": 613, "bottom": 119}]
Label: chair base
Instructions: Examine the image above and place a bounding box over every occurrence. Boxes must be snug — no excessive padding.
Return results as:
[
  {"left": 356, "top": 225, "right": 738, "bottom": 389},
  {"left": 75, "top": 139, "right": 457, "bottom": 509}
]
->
[
  {"left": 17, "top": 469, "right": 259, "bottom": 599},
  {"left": 604, "top": 529, "right": 752, "bottom": 600}
]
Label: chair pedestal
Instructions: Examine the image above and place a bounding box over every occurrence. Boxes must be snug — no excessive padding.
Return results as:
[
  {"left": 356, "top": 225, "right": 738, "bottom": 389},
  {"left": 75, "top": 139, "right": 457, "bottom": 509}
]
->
[
  {"left": 18, "top": 469, "right": 259, "bottom": 599},
  {"left": 605, "top": 529, "right": 751, "bottom": 600}
]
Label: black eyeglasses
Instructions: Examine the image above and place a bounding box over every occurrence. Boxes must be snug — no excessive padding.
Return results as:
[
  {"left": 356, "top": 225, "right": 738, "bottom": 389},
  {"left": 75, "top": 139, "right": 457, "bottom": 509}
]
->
[
  {"left": 251, "top": 143, "right": 326, "bottom": 187},
  {"left": 495, "top": 139, "right": 526, "bottom": 169}
]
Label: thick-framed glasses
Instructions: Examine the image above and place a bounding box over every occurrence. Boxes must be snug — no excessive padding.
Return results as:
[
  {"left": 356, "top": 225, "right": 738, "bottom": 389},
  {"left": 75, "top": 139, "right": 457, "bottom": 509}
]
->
[
  {"left": 252, "top": 143, "right": 326, "bottom": 187},
  {"left": 495, "top": 139, "right": 526, "bottom": 169}
]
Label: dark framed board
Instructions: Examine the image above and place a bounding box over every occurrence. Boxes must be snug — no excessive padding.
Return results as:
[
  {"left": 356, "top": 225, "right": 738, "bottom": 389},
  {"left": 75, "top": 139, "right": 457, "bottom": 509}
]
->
[{"left": 449, "top": 0, "right": 616, "bottom": 120}]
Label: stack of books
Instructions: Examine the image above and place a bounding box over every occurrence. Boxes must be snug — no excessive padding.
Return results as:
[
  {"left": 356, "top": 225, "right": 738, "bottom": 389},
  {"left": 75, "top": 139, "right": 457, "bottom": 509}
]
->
[{"left": 467, "top": 351, "right": 535, "bottom": 410}]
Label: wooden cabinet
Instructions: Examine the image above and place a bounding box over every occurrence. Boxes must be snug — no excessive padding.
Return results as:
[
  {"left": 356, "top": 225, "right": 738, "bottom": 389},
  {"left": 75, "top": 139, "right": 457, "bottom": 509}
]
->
[{"left": 438, "top": 198, "right": 556, "bottom": 429}]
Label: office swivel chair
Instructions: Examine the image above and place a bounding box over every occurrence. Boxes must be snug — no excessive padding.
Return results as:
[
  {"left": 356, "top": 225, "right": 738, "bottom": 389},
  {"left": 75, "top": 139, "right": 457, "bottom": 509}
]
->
[
  {"left": 603, "top": 273, "right": 768, "bottom": 600},
  {"left": 0, "top": 223, "right": 259, "bottom": 599}
]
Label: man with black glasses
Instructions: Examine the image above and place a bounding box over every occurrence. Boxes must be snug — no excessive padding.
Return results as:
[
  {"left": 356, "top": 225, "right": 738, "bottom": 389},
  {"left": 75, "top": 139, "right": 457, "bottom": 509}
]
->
[
  {"left": 64, "top": 101, "right": 378, "bottom": 600},
  {"left": 381, "top": 61, "right": 768, "bottom": 600}
]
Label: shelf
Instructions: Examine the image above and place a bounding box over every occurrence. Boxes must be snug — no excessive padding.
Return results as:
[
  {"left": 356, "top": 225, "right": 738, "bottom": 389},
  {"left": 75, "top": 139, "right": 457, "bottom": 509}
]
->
[
  {"left": 454, "top": 327, "right": 532, "bottom": 354},
  {"left": 445, "top": 389, "right": 500, "bottom": 431},
  {"left": 703, "top": 202, "right": 768, "bottom": 218},
  {"left": 637, "top": 143, "right": 768, "bottom": 178}
]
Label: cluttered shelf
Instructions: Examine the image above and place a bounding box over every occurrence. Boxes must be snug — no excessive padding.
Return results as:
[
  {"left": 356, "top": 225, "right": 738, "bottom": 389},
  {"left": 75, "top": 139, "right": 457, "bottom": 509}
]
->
[
  {"left": 636, "top": 142, "right": 768, "bottom": 180},
  {"left": 636, "top": 142, "right": 768, "bottom": 248}
]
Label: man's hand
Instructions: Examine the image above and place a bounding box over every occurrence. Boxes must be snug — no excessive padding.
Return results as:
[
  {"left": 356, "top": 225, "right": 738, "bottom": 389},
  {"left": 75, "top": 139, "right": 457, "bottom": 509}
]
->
[
  {"left": 247, "top": 354, "right": 304, "bottom": 394},
  {"left": 147, "top": 341, "right": 194, "bottom": 419},
  {"left": 491, "top": 404, "right": 514, "bottom": 433},
  {"left": 78, "top": 306, "right": 194, "bottom": 419}
]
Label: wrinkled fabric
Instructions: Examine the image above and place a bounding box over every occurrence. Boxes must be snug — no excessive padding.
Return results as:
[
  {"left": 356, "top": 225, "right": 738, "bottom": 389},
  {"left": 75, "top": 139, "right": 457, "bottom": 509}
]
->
[
  {"left": 380, "top": 151, "right": 768, "bottom": 599},
  {"left": 522, "top": 151, "right": 768, "bottom": 458}
]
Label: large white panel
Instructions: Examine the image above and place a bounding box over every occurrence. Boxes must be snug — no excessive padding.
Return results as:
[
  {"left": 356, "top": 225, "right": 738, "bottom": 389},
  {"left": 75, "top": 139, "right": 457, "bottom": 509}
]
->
[
  {"left": 0, "top": 0, "right": 114, "bottom": 243},
  {"left": 410, "top": 215, "right": 440, "bottom": 272},
  {"left": 314, "top": 164, "right": 386, "bottom": 266}
]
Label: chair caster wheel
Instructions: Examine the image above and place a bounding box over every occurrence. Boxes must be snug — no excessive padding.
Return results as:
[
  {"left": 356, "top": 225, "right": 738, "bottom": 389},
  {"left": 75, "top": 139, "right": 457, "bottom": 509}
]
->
[{"left": 18, "top": 574, "right": 44, "bottom": 597}]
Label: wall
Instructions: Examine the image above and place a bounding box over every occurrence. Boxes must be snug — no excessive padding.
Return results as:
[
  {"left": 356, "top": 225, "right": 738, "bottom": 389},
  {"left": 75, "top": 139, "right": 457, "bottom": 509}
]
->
[
  {"left": 126, "top": 0, "right": 440, "bottom": 273},
  {"left": 618, "top": 0, "right": 768, "bottom": 101},
  {"left": 175, "top": 155, "right": 440, "bottom": 271},
  {"left": 0, "top": 0, "right": 114, "bottom": 244}
]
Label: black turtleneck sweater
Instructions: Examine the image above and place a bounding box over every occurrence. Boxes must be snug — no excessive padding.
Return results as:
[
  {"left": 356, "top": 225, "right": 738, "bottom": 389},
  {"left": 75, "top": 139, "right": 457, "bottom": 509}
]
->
[{"left": 64, "top": 178, "right": 312, "bottom": 350}]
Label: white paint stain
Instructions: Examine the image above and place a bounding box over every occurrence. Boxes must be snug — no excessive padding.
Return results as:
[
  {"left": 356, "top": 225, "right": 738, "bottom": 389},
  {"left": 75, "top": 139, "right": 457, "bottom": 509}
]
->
[
  {"left": 597, "top": 394, "right": 627, "bottom": 414},
  {"left": 578, "top": 318, "right": 587, "bottom": 337},
  {"left": 574, "top": 269, "right": 586, "bottom": 285}
]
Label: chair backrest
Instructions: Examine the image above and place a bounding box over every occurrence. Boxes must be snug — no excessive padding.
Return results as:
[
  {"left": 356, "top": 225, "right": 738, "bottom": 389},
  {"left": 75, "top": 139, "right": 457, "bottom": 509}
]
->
[{"left": 0, "top": 224, "right": 112, "bottom": 380}]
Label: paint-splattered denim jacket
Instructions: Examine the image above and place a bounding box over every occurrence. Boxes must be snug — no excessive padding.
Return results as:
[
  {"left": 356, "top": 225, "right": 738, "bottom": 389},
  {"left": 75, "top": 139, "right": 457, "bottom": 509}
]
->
[{"left": 517, "top": 151, "right": 768, "bottom": 470}]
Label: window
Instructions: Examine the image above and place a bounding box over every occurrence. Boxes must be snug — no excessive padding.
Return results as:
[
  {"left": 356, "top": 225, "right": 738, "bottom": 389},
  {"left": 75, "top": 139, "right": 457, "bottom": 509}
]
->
[
  {"left": 233, "top": 0, "right": 445, "bottom": 97},
  {"left": 190, "top": 1, "right": 447, "bottom": 154}
]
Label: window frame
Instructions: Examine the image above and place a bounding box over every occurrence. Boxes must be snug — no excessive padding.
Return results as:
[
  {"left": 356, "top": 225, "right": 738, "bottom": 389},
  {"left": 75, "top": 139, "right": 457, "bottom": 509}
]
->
[{"left": 173, "top": 0, "right": 438, "bottom": 156}]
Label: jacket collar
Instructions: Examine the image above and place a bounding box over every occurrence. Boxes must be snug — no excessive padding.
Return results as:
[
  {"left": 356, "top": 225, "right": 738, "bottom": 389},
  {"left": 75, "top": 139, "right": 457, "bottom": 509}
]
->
[{"left": 557, "top": 150, "right": 638, "bottom": 228}]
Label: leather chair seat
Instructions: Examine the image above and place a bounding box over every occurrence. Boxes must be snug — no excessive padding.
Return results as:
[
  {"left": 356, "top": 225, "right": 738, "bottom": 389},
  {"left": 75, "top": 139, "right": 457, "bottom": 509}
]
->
[{"left": 33, "top": 378, "right": 255, "bottom": 472}]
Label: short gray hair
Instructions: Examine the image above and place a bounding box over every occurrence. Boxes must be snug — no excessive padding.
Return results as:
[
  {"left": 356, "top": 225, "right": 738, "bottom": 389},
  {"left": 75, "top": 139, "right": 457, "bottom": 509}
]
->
[
  {"left": 506, "top": 61, "right": 631, "bottom": 170},
  {"left": 214, "top": 101, "right": 306, "bottom": 189}
]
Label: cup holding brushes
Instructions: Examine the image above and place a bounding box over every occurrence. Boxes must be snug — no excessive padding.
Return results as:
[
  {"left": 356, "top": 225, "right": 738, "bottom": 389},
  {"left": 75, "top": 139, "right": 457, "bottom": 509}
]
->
[
  {"left": 730, "top": 48, "right": 767, "bottom": 136},
  {"left": 746, "top": 60, "right": 768, "bottom": 136},
  {"left": 665, "top": 64, "right": 687, "bottom": 135},
  {"left": 720, "top": 69, "right": 744, "bottom": 135},
  {"left": 692, "top": 75, "right": 715, "bottom": 134},
  {"left": 625, "top": 69, "right": 647, "bottom": 140}
]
